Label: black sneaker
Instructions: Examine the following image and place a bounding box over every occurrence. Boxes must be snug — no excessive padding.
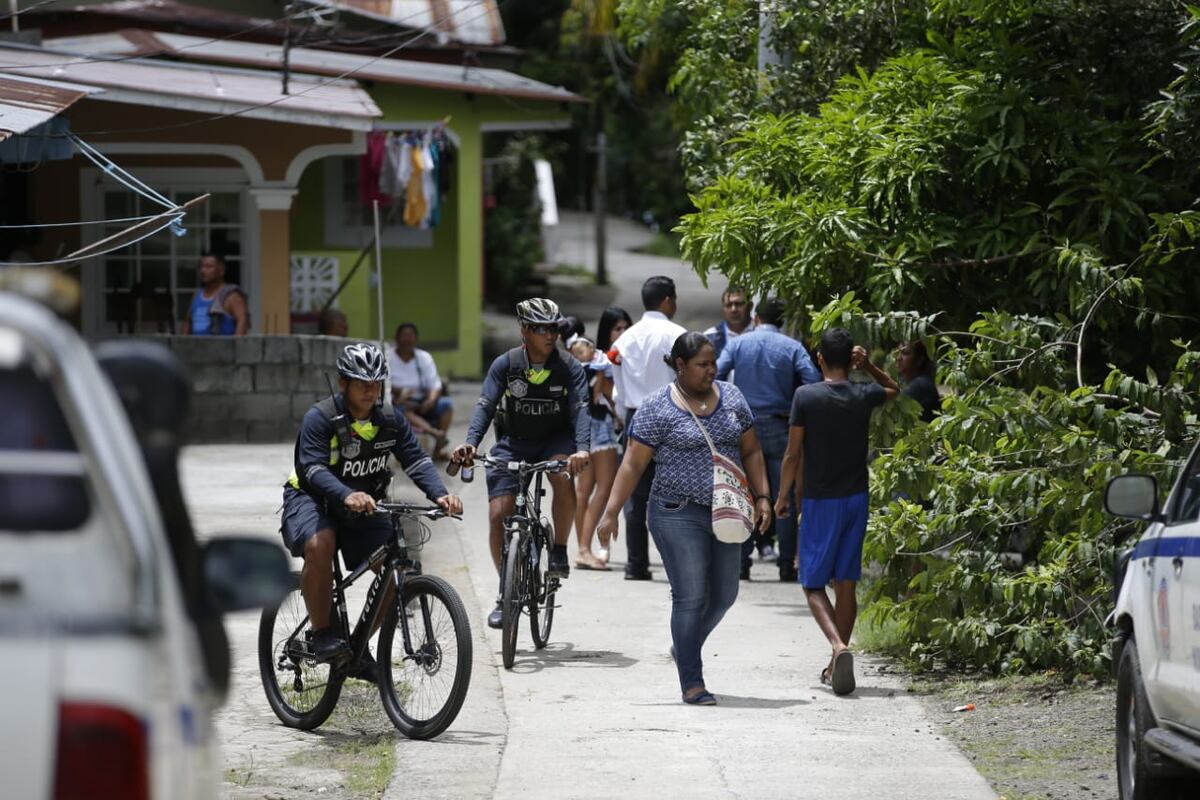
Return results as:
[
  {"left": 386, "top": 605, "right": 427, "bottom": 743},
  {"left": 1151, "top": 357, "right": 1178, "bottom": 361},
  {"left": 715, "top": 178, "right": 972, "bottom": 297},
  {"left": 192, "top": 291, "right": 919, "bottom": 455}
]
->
[
  {"left": 487, "top": 601, "right": 503, "bottom": 629},
  {"left": 779, "top": 565, "right": 799, "bottom": 583},
  {"left": 624, "top": 569, "right": 653, "bottom": 581},
  {"left": 308, "top": 628, "right": 351, "bottom": 664},
  {"left": 548, "top": 546, "right": 570, "bottom": 578},
  {"left": 740, "top": 565, "right": 752, "bottom": 581},
  {"left": 348, "top": 651, "right": 379, "bottom": 684}
]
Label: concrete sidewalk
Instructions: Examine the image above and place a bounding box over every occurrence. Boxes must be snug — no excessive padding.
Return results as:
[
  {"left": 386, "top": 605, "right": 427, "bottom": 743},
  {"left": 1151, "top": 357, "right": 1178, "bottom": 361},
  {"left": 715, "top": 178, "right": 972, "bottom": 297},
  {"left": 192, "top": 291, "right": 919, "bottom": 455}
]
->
[{"left": 183, "top": 408, "right": 994, "bottom": 799}]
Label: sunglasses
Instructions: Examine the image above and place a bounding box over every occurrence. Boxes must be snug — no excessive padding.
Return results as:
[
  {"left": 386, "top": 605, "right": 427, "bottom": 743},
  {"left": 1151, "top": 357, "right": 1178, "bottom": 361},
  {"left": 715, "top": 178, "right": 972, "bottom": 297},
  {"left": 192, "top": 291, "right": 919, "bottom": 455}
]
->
[{"left": 525, "top": 324, "right": 559, "bottom": 336}]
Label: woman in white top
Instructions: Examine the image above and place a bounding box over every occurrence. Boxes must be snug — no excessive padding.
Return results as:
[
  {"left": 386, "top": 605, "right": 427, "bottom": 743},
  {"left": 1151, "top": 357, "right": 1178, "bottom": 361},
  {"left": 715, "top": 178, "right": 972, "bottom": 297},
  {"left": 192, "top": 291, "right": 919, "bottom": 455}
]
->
[{"left": 389, "top": 322, "right": 452, "bottom": 459}]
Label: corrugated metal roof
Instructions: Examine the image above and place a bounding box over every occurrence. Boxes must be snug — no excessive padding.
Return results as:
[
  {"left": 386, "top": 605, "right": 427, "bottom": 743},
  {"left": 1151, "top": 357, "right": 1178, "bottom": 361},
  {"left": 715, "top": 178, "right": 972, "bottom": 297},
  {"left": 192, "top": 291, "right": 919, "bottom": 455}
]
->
[
  {"left": 42, "top": 30, "right": 584, "bottom": 105},
  {"left": 0, "top": 42, "right": 383, "bottom": 131},
  {"left": 299, "top": 1, "right": 506, "bottom": 47},
  {"left": 0, "top": 74, "right": 98, "bottom": 141}
]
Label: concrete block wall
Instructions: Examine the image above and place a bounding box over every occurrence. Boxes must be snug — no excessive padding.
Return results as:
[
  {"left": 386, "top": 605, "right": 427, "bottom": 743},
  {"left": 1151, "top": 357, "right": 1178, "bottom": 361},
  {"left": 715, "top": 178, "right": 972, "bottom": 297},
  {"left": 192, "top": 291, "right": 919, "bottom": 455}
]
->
[{"left": 130, "top": 335, "right": 355, "bottom": 443}]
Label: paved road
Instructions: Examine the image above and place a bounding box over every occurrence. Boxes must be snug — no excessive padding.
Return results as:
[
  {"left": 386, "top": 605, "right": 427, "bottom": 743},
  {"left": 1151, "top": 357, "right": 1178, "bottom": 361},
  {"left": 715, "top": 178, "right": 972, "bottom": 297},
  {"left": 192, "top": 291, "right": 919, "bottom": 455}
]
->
[{"left": 182, "top": 409, "right": 995, "bottom": 799}]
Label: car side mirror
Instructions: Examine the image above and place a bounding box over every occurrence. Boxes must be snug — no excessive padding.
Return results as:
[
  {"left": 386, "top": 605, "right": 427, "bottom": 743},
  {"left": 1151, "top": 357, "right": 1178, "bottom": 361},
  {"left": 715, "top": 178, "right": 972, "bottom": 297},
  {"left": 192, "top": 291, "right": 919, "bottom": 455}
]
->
[
  {"left": 1104, "top": 474, "right": 1162, "bottom": 522},
  {"left": 202, "top": 537, "right": 292, "bottom": 615}
]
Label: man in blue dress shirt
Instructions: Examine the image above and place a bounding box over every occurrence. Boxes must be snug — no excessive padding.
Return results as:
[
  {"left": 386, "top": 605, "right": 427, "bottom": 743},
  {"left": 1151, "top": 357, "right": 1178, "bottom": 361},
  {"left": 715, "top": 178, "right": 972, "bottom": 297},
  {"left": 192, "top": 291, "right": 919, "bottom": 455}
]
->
[{"left": 716, "top": 297, "right": 820, "bottom": 581}]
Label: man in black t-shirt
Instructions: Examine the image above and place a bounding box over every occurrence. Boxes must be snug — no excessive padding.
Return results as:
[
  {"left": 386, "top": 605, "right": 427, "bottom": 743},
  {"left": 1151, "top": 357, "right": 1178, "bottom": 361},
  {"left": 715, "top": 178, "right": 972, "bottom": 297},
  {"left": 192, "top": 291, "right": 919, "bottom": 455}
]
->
[{"left": 775, "top": 328, "right": 899, "bottom": 696}]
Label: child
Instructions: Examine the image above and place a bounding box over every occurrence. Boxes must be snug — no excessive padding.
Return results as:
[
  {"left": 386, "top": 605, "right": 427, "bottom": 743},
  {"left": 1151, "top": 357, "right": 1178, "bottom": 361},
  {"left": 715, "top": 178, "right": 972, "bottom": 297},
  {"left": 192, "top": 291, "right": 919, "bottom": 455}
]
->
[
  {"left": 775, "top": 328, "right": 899, "bottom": 695},
  {"left": 568, "top": 335, "right": 621, "bottom": 569}
]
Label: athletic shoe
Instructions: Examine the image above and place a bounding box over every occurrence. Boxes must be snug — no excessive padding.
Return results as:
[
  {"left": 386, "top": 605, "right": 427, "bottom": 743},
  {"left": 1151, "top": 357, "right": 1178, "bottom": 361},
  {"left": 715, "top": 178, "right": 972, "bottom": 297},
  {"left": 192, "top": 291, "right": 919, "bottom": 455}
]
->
[
  {"left": 548, "top": 546, "right": 570, "bottom": 578},
  {"left": 348, "top": 651, "right": 378, "bottom": 684},
  {"left": 487, "top": 601, "right": 503, "bottom": 629},
  {"left": 308, "top": 628, "right": 351, "bottom": 664}
]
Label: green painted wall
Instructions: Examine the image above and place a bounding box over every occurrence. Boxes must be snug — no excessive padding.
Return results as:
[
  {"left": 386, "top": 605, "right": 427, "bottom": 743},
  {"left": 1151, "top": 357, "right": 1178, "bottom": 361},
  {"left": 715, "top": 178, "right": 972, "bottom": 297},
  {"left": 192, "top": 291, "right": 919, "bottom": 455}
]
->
[{"left": 291, "top": 83, "right": 574, "bottom": 378}]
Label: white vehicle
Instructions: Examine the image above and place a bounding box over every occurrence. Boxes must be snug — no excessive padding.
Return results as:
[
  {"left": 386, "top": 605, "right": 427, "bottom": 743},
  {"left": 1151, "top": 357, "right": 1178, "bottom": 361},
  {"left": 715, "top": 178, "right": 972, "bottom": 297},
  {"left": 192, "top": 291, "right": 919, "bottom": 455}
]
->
[
  {"left": 0, "top": 291, "right": 288, "bottom": 799},
  {"left": 1105, "top": 460, "right": 1200, "bottom": 800}
]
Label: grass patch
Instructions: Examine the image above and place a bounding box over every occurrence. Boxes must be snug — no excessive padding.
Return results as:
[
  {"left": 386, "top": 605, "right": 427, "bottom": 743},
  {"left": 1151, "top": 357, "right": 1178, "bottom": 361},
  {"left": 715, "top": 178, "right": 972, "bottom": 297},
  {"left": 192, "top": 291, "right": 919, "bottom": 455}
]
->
[
  {"left": 548, "top": 262, "right": 595, "bottom": 280},
  {"left": 224, "top": 766, "right": 258, "bottom": 789},
  {"left": 634, "top": 232, "right": 682, "bottom": 258},
  {"left": 287, "top": 731, "right": 396, "bottom": 798}
]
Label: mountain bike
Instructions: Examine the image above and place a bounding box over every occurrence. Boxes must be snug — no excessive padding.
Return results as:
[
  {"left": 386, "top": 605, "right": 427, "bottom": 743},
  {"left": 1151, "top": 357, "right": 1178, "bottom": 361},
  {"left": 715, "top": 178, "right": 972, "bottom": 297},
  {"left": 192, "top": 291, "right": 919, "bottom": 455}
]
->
[
  {"left": 462, "top": 455, "right": 565, "bottom": 669},
  {"left": 258, "top": 502, "right": 471, "bottom": 739}
]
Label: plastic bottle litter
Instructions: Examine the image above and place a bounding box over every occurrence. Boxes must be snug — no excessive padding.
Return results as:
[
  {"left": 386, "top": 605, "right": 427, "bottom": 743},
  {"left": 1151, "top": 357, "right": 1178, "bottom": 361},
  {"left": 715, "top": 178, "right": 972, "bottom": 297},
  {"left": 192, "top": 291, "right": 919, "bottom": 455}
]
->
[{"left": 952, "top": 703, "right": 976, "bottom": 713}]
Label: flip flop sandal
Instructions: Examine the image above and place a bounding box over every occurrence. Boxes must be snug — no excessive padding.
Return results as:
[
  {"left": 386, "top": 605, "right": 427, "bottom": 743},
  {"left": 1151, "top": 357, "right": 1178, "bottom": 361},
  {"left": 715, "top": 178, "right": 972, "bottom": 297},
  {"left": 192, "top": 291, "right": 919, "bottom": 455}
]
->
[
  {"left": 682, "top": 690, "right": 717, "bottom": 706},
  {"left": 575, "top": 561, "right": 611, "bottom": 571},
  {"left": 831, "top": 650, "right": 856, "bottom": 696},
  {"left": 820, "top": 667, "right": 832, "bottom": 686}
]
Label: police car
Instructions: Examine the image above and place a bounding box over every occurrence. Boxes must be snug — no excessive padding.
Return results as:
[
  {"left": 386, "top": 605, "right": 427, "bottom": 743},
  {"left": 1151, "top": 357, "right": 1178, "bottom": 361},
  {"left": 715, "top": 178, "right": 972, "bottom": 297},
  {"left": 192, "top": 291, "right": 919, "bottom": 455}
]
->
[
  {"left": 0, "top": 288, "right": 289, "bottom": 799},
  {"left": 1105, "top": 454, "right": 1200, "bottom": 800}
]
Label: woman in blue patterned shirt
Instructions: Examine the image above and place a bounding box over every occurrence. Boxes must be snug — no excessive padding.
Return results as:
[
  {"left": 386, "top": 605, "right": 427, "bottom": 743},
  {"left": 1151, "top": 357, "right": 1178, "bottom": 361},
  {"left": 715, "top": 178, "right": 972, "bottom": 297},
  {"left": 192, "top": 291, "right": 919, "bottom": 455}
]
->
[{"left": 597, "top": 332, "right": 772, "bottom": 705}]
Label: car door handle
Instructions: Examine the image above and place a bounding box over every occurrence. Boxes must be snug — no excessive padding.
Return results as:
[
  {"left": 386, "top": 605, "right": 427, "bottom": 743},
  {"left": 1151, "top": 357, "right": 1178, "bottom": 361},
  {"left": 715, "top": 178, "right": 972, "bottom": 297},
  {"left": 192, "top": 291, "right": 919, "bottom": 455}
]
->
[{"left": 1173, "top": 555, "right": 1184, "bottom": 574}]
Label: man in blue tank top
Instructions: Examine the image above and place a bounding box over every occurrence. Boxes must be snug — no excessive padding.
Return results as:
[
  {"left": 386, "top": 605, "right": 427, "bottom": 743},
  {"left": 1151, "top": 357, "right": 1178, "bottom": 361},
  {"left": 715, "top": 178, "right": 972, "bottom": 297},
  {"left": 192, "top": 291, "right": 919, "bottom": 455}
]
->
[{"left": 180, "top": 252, "right": 249, "bottom": 335}]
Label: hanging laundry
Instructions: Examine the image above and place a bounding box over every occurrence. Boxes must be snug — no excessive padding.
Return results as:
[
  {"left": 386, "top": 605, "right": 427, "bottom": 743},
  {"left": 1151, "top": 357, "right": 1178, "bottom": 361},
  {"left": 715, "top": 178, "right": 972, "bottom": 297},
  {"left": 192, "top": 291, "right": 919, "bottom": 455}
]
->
[
  {"left": 428, "top": 140, "right": 442, "bottom": 227},
  {"left": 403, "top": 140, "right": 427, "bottom": 227},
  {"left": 378, "top": 133, "right": 404, "bottom": 198},
  {"left": 359, "top": 131, "right": 391, "bottom": 207},
  {"left": 420, "top": 133, "right": 437, "bottom": 228}
]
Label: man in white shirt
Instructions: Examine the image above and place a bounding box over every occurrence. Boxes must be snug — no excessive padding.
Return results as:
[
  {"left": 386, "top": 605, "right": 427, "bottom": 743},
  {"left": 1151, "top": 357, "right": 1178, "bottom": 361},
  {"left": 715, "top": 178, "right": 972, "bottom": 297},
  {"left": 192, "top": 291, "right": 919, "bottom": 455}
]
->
[
  {"left": 389, "top": 322, "right": 452, "bottom": 459},
  {"left": 607, "top": 276, "right": 686, "bottom": 580}
]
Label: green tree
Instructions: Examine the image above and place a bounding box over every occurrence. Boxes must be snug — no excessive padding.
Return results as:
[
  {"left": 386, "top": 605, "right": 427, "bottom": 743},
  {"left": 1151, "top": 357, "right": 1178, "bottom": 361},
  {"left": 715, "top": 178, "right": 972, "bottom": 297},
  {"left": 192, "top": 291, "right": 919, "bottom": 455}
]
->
[{"left": 624, "top": 0, "right": 1200, "bottom": 674}]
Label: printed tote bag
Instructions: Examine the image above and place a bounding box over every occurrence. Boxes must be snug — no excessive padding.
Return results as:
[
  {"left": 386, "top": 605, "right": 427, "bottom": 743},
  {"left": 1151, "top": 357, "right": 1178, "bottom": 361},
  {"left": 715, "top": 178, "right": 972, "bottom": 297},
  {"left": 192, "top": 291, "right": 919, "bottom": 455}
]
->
[{"left": 671, "top": 385, "right": 754, "bottom": 544}]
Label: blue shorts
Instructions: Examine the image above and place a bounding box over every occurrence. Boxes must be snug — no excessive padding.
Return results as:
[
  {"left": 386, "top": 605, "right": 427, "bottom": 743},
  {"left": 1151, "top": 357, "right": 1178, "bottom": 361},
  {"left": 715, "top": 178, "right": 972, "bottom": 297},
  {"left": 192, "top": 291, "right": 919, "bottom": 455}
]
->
[
  {"left": 799, "top": 492, "right": 869, "bottom": 588},
  {"left": 399, "top": 395, "right": 453, "bottom": 426},
  {"left": 280, "top": 487, "right": 392, "bottom": 570},
  {"left": 589, "top": 415, "right": 617, "bottom": 451},
  {"left": 485, "top": 434, "right": 574, "bottom": 499}
]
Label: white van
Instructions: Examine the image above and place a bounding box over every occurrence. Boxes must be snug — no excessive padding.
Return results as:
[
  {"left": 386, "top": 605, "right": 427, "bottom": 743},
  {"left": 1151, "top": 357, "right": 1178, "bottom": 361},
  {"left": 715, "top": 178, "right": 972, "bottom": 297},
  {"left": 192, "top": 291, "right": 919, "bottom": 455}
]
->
[
  {"left": 0, "top": 292, "right": 288, "bottom": 799},
  {"left": 1105, "top": 458, "right": 1200, "bottom": 800}
]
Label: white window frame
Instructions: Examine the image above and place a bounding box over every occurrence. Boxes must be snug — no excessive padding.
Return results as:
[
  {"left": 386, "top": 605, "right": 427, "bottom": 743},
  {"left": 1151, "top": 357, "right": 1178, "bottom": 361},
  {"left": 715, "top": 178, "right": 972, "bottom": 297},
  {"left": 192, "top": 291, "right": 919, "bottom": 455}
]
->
[
  {"left": 78, "top": 167, "right": 259, "bottom": 336},
  {"left": 322, "top": 156, "right": 434, "bottom": 249}
]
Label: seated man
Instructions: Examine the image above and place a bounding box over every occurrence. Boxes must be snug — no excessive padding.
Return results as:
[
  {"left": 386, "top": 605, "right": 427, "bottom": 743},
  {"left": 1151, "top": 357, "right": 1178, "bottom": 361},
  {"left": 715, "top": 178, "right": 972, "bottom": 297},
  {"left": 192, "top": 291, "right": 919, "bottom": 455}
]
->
[
  {"left": 281, "top": 343, "right": 463, "bottom": 678},
  {"left": 389, "top": 322, "right": 452, "bottom": 459},
  {"left": 450, "top": 298, "right": 590, "bottom": 629}
]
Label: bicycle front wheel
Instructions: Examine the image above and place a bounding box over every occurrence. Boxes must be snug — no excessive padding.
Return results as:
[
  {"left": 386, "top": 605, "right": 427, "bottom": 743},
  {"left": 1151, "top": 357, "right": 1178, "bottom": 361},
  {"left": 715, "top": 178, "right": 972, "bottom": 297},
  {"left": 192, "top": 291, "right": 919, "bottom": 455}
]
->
[
  {"left": 501, "top": 538, "right": 523, "bottom": 669},
  {"left": 257, "top": 572, "right": 344, "bottom": 730},
  {"left": 378, "top": 574, "right": 473, "bottom": 740},
  {"left": 529, "top": 531, "right": 555, "bottom": 649}
]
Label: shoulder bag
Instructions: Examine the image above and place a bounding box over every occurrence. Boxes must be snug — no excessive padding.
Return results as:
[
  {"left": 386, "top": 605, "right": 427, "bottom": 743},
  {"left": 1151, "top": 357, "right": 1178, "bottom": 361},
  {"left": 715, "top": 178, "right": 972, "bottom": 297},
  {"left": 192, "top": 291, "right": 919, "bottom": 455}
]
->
[{"left": 670, "top": 384, "right": 753, "bottom": 544}]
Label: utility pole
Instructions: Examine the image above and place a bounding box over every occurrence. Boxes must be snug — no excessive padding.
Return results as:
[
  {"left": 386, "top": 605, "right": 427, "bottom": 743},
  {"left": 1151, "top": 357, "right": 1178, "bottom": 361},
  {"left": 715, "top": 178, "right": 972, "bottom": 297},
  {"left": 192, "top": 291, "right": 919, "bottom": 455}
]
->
[
  {"left": 758, "top": 1, "right": 780, "bottom": 73},
  {"left": 592, "top": 129, "right": 607, "bottom": 286}
]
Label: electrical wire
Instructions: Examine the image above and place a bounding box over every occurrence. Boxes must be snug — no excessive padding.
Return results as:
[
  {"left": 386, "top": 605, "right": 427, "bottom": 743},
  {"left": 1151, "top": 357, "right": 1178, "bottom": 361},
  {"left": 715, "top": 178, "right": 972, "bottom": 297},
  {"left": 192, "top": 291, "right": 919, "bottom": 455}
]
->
[
  {"left": 0, "top": 213, "right": 169, "bottom": 229},
  {"left": 0, "top": 213, "right": 183, "bottom": 268}
]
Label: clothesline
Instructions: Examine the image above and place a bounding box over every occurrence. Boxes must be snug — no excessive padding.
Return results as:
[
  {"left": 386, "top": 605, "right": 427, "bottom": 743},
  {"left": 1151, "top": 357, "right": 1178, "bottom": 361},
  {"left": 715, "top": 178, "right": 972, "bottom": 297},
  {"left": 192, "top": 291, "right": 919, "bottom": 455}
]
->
[{"left": 360, "top": 122, "right": 455, "bottom": 230}]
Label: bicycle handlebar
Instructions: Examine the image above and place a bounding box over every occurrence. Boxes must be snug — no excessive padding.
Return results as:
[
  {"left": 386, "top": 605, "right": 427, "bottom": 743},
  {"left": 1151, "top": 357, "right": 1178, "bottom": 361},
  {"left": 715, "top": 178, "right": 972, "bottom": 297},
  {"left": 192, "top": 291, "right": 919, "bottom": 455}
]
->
[
  {"left": 466, "top": 454, "right": 568, "bottom": 474},
  {"left": 371, "top": 502, "right": 459, "bottom": 520}
]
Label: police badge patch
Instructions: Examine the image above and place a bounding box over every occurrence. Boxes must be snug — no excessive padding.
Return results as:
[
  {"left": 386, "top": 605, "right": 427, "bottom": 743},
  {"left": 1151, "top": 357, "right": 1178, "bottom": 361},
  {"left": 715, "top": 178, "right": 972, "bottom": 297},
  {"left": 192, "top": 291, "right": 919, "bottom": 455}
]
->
[
  {"left": 341, "top": 437, "right": 362, "bottom": 459},
  {"left": 509, "top": 378, "right": 529, "bottom": 398}
]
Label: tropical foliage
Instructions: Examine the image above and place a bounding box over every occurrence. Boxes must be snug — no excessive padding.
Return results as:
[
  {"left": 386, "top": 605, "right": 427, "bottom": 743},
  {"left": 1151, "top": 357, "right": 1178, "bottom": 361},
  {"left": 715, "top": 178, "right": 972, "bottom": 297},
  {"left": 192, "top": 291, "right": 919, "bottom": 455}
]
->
[{"left": 619, "top": 0, "right": 1200, "bottom": 675}]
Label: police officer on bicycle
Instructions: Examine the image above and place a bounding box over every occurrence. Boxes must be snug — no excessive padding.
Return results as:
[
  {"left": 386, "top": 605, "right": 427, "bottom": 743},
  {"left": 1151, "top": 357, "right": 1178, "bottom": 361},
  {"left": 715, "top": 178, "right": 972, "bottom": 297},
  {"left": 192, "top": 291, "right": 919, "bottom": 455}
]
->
[
  {"left": 281, "top": 343, "right": 463, "bottom": 676},
  {"left": 450, "top": 298, "right": 591, "bottom": 628}
]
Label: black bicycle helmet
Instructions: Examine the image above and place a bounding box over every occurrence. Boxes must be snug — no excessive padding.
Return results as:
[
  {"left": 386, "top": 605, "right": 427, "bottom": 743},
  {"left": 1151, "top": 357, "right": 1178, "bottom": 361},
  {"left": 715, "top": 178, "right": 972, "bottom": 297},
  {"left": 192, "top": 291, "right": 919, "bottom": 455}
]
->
[
  {"left": 516, "top": 297, "right": 563, "bottom": 326},
  {"left": 336, "top": 342, "right": 388, "bottom": 382}
]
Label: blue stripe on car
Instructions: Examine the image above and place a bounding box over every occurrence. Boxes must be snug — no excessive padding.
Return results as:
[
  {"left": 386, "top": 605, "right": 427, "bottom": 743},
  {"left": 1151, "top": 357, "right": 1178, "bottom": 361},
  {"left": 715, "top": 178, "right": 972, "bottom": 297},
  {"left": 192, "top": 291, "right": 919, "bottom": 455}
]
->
[{"left": 1131, "top": 536, "right": 1200, "bottom": 560}]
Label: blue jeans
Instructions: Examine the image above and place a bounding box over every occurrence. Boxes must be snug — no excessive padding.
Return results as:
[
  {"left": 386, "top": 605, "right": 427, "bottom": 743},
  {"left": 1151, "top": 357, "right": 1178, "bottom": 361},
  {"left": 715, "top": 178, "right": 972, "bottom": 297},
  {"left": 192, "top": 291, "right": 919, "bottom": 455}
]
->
[
  {"left": 647, "top": 494, "right": 741, "bottom": 693},
  {"left": 743, "top": 415, "right": 797, "bottom": 572}
]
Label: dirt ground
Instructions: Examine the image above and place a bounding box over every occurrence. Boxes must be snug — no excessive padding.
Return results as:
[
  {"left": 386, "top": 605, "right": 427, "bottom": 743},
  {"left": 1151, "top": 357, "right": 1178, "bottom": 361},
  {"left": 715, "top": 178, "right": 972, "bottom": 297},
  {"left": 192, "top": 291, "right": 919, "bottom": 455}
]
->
[{"left": 904, "top": 668, "right": 1117, "bottom": 800}]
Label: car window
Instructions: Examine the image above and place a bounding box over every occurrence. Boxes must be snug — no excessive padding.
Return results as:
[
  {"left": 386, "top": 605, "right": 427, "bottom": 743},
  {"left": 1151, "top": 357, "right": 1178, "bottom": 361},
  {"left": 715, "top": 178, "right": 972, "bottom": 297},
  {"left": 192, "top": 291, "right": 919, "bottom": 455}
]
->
[
  {"left": 0, "top": 361, "right": 90, "bottom": 532},
  {"left": 0, "top": 326, "right": 136, "bottom": 624},
  {"left": 1168, "top": 442, "right": 1200, "bottom": 523}
]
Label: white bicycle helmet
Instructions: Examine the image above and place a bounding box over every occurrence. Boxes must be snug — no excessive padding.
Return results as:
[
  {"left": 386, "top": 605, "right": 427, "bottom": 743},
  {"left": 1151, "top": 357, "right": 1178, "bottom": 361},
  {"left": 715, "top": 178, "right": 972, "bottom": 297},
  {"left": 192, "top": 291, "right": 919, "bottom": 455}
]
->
[
  {"left": 336, "top": 343, "right": 388, "bottom": 382},
  {"left": 516, "top": 298, "right": 563, "bottom": 326}
]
